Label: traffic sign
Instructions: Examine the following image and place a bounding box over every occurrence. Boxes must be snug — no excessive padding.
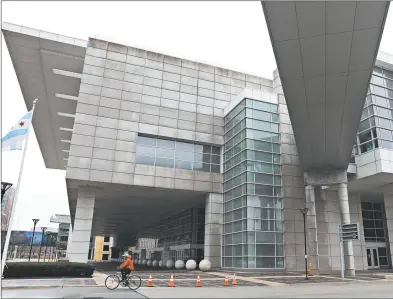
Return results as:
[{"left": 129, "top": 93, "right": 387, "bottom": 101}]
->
[{"left": 340, "top": 223, "right": 359, "bottom": 241}]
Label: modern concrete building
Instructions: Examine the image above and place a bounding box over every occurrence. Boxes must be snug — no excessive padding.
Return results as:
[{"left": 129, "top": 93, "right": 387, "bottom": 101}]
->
[
  {"left": 50, "top": 214, "right": 71, "bottom": 259},
  {"left": 91, "top": 236, "right": 114, "bottom": 261},
  {"left": 2, "top": 1, "right": 393, "bottom": 274}
]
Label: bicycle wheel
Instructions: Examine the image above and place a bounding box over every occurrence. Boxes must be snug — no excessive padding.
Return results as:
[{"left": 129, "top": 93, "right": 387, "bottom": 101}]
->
[
  {"left": 105, "top": 274, "right": 120, "bottom": 290},
  {"left": 127, "top": 274, "right": 142, "bottom": 290}
]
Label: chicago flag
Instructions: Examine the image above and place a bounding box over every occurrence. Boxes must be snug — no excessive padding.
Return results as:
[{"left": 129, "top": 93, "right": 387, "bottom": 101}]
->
[{"left": 1, "top": 111, "right": 33, "bottom": 152}]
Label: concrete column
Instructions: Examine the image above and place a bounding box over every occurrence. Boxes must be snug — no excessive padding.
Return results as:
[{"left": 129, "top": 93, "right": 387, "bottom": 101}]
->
[
  {"left": 305, "top": 185, "right": 319, "bottom": 273},
  {"left": 110, "top": 235, "right": 117, "bottom": 248},
  {"left": 338, "top": 183, "right": 355, "bottom": 276},
  {"left": 68, "top": 188, "right": 95, "bottom": 263},
  {"left": 382, "top": 184, "right": 393, "bottom": 267},
  {"left": 204, "top": 193, "right": 223, "bottom": 268},
  {"left": 140, "top": 249, "right": 146, "bottom": 260},
  {"left": 66, "top": 224, "right": 73, "bottom": 260}
]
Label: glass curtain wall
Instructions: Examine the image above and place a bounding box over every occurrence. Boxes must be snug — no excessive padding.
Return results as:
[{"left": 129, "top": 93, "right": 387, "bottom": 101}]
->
[
  {"left": 355, "top": 67, "right": 393, "bottom": 154},
  {"left": 222, "top": 98, "right": 283, "bottom": 269}
]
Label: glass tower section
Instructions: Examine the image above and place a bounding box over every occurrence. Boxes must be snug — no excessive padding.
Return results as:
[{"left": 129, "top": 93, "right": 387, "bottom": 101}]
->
[
  {"left": 222, "top": 98, "right": 283, "bottom": 269},
  {"left": 355, "top": 67, "right": 393, "bottom": 155}
]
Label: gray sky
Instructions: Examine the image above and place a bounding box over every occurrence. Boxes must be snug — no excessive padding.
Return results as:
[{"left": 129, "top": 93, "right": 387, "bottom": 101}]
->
[{"left": 2, "top": 1, "right": 393, "bottom": 230}]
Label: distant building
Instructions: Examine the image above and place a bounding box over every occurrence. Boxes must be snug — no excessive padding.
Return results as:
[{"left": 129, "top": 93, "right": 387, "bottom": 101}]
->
[
  {"left": 92, "top": 236, "right": 115, "bottom": 261},
  {"left": 7, "top": 229, "right": 58, "bottom": 260},
  {"left": 1, "top": 186, "right": 15, "bottom": 254},
  {"left": 50, "top": 214, "right": 71, "bottom": 260}
]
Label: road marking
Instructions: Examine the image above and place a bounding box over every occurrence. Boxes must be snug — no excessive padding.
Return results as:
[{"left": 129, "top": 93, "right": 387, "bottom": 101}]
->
[{"left": 209, "top": 272, "right": 286, "bottom": 287}]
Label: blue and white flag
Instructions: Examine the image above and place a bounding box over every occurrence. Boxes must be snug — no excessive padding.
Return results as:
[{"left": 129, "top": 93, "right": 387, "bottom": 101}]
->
[{"left": 1, "top": 111, "right": 33, "bottom": 152}]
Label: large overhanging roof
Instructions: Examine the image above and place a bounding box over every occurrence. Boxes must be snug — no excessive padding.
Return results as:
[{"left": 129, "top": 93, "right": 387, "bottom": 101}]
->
[
  {"left": 262, "top": 1, "right": 390, "bottom": 172},
  {"left": 2, "top": 22, "right": 86, "bottom": 170}
]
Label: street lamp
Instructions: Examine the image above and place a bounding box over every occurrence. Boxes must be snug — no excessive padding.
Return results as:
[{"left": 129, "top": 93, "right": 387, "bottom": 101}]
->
[
  {"left": 28, "top": 219, "right": 39, "bottom": 261},
  {"left": 44, "top": 231, "right": 51, "bottom": 262},
  {"left": 1, "top": 182, "right": 13, "bottom": 203},
  {"left": 38, "top": 227, "right": 47, "bottom": 262},
  {"left": 299, "top": 208, "right": 309, "bottom": 280}
]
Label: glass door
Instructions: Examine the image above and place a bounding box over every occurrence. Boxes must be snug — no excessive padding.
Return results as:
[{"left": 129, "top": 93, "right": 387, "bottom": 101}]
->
[{"left": 366, "top": 248, "right": 380, "bottom": 269}]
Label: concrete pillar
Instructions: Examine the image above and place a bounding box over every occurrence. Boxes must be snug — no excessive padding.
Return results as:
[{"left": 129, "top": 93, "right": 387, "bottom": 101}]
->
[
  {"left": 305, "top": 185, "right": 319, "bottom": 273},
  {"left": 338, "top": 183, "right": 355, "bottom": 276},
  {"left": 66, "top": 224, "right": 73, "bottom": 260},
  {"left": 68, "top": 188, "right": 95, "bottom": 263},
  {"left": 110, "top": 235, "right": 117, "bottom": 248},
  {"left": 382, "top": 184, "right": 393, "bottom": 267},
  {"left": 204, "top": 193, "right": 223, "bottom": 268},
  {"left": 140, "top": 249, "right": 146, "bottom": 260}
]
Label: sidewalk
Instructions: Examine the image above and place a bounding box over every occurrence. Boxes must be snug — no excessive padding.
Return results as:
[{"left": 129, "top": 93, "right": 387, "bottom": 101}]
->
[
  {"left": 2, "top": 270, "right": 392, "bottom": 290},
  {"left": 1, "top": 277, "right": 98, "bottom": 290}
]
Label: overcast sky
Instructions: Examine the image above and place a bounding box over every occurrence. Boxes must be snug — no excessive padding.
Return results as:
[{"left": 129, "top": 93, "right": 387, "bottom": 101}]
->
[{"left": 2, "top": 1, "right": 393, "bottom": 231}]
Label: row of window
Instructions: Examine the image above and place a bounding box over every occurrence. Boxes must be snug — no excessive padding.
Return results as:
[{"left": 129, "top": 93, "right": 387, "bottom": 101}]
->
[
  {"left": 374, "top": 67, "right": 393, "bottom": 79},
  {"left": 224, "top": 196, "right": 282, "bottom": 212},
  {"left": 371, "top": 74, "right": 393, "bottom": 89},
  {"left": 223, "top": 244, "right": 283, "bottom": 257},
  {"left": 364, "top": 94, "right": 393, "bottom": 111},
  {"left": 136, "top": 155, "right": 221, "bottom": 172},
  {"left": 224, "top": 99, "right": 279, "bottom": 128},
  {"left": 224, "top": 172, "right": 282, "bottom": 186},
  {"left": 136, "top": 136, "right": 221, "bottom": 173},
  {"left": 223, "top": 231, "right": 283, "bottom": 244},
  {"left": 224, "top": 181, "right": 282, "bottom": 198},
  {"left": 370, "top": 83, "right": 393, "bottom": 99},
  {"left": 225, "top": 110, "right": 280, "bottom": 136},
  {"left": 225, "top": 139, "right": 280, "bottom": 160},
  {"left": 224, "top": 150, "right": 280, "bottom": 168},
  {"left": 224, "top": 160, "right": 281, "bottom": 176},
  {"left": 222, "top": 257, "right": 284, "bottom": 269},
  {"left": 136, "top": 144, "right": 220, "bottom": 164},
  {"left": 358, "top": 128, "right": 393, "bottom": 143},
  {"left": 358, "top": 116, "right": 393, "bottom": 133},
  {"left": 224, "top": 207, "right": 282, "bottom": 223},
  {"left": 138, "top": 135, "right": 220, "bottom": 154}
]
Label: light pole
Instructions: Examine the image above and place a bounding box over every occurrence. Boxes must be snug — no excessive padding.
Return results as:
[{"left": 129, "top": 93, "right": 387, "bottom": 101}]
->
[
  {"left": 38, "top": 227, "right": 46, "bottom": 262},
  {"left": 28, "top": 219, "right": 39, "bottom": 261},
  {"left": 44, "top": 232, "right": 51, "bottom": 262},
  {"left": 299, "top": 208, "right": 309, "bottom": 280},
  {"left": 1, "top": 182, "right": 13, "bottom": 204}
]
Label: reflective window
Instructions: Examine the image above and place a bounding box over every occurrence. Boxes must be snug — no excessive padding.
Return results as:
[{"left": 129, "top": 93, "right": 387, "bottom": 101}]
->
[
  {"left": 361, "top": 201, "right": 386, "bottom": 242},
  {"left": 354, "top": 71, "right": 393, "bottom": 154},
  {"left": 136, "top": 135, "right": 220, "bottom": 173},
  {"left": 223, "top": 98, "right": 283, "bottom": 269}
]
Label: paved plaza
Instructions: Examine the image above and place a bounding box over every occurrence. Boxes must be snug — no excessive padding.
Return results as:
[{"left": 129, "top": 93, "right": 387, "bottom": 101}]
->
[
  {"left": 3, "top": 268, "right": 391, "bottom": 290},
  {"left": 2, "top": 280, "right": 393, "bottom": 298}
]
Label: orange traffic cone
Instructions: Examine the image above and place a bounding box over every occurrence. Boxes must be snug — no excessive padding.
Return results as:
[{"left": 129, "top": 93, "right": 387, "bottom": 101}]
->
[
  {"left": 147, "top": 273, "right": 153, "bottom": 287},
  {"left": 309, "top": 262, "right": 313, "bottom": 276},
  {"left": 232, "top": 273, "right": 238, "bottom": 285},
  {"left": 224, "top": 275, "right": 229, "bottom": 286},
  {"left": 168, "top": 273, "right": 175, "bottom": 287},
  {"left": 195, "top": 275, "right": 202, "bottom": 287}
]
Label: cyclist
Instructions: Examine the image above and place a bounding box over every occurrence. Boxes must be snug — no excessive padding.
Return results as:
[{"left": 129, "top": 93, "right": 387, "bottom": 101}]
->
[{"left": 119, "top": 253, "right": 134, "bottom": 282}]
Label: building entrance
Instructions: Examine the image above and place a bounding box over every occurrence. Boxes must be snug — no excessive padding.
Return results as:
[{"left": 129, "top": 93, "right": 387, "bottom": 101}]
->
[
  {"left": 366, "top": 248, "right": 380, "bottom": 269},
  {"left": 366, "top": 246, "right": 389, "bottom": 269}
]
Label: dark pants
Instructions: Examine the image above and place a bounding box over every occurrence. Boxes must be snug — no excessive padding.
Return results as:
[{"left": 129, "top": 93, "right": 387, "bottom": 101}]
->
[{"left": 121, "top": 269, "right": 131, "bottom": 281}]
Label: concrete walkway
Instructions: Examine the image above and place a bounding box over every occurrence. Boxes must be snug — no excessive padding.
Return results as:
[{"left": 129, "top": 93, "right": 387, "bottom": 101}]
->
[{"left": 2, "top": 280, "right": 393, "bottom": 298}]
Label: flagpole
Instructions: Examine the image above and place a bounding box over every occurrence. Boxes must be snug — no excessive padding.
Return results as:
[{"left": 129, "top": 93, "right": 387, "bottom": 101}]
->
[{"left": 1, "top": 99, "right": 38, "bottom": 277}]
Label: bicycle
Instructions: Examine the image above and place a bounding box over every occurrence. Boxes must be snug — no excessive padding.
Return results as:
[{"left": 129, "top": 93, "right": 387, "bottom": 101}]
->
[{"left": 105, "top": 271, "right": 142, "bottom": 291}]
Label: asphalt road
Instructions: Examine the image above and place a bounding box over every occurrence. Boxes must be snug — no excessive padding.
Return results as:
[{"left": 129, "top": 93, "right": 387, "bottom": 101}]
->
[{"left": 2, "top": 280, "right": 393, "bottom": 298}]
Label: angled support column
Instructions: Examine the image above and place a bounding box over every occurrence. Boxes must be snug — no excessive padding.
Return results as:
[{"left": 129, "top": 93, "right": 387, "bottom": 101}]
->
[
  {"left": 382, "top": 184, "right": 393, "bottom": 268},
  {"left": 69, "top": 188, "right": 95, "bottom": 263},
  {"left": 305, "top": 185, "right": 319, "bottom": 273},
  {"left": 204, "top": 193, "right": 223, "bottom": 268},
  {"left": 338, "top": 182, "right": 355, "bottom": 276}
]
